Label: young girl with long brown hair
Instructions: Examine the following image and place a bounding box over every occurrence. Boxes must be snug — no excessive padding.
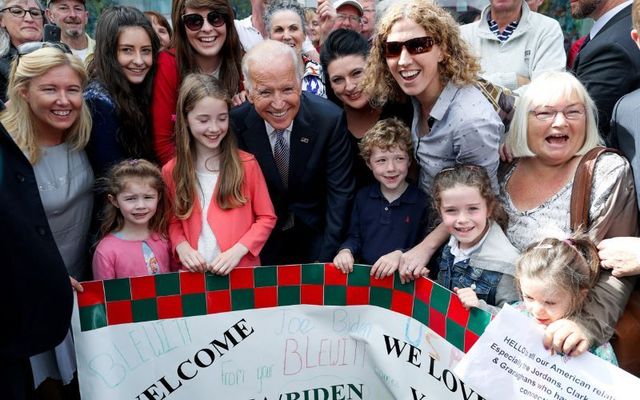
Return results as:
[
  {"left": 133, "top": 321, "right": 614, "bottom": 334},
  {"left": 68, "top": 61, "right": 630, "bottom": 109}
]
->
[
  {"left": 93, "top": 159, "right": 173, "bottom": 279},
  {"left": 162, "top": 73, "right": 276, "bottom": 273}
]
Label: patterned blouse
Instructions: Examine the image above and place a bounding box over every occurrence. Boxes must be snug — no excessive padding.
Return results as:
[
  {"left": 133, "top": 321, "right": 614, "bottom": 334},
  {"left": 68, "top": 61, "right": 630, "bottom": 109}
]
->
[
  {"left": 499, "top": 153, "right": 627, "bottom": 252},
  {"left": 301, "top": 54, "right": 326, "bottom": 98}
]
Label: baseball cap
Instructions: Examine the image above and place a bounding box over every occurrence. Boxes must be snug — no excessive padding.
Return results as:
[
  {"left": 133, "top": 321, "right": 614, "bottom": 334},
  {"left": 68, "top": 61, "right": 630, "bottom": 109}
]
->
[
  {"left": 47, "top": 0, "right": 86, "bottom": 6},
  {"left": 333, "top": 0, "right": 364, "bottom": 15}
]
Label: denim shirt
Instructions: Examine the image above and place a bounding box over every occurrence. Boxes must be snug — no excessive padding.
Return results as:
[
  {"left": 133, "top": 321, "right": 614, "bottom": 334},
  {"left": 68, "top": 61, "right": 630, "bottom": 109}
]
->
[
  {"left": 437, "top": 221, "right": 520, "bottom": 313},
  {"left": 438, "top": 250, "right": 503, "bottom": 305}
]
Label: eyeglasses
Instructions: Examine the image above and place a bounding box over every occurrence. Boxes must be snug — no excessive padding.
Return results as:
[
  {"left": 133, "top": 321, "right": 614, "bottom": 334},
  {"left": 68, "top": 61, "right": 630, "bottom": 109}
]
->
[
  {"left": 0, "top": 6, "right": 44, "bottom": 19},
  {"left": 182, "top": 11, "right": 226, "bottom": 31},
  {"left": 529, "top": 105, "right": 586, "bottom": 121},
  {"left": 384, "top": 36, "right": 437, "bottom": 58},
  {"left": 17, "top": 41, "right": 72, "bottom": 57},
  {"left": 336, "top": 13, "right": 361, "bottom": 24}
]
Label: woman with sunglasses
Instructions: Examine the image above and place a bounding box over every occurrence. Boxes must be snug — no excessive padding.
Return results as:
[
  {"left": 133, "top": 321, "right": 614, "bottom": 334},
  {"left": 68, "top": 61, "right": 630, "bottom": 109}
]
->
[
  {"left": 264, "top": 0, "right": 325, "bottom": 98},
  {"left": 363, "top": 0, "right": 503, "bottom": 281},
  {"left": 1, "top": 44, "right": 92, "bottom": 397},
  {"left": 85, "top": 5, "right": 160, "bottom": 178},
  {"left": 152, "top": 0, "right": 243, "bottom": 165},
  {"left": 320, "top": 28, "right": 411, "bottom": 189},
  {"left": 0, "top": 0, "right": 45, "bottom": 102}
]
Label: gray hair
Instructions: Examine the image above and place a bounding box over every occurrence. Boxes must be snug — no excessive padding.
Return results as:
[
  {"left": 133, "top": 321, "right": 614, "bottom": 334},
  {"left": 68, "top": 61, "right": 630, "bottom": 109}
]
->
[
  {"left": 264, "top": 0, "right": 307, "bottom": 37},
  {"left": 0, "top": 0, "right": 45, "bottom": 56},
  {"left": 242, "top": 39, "right": 303, "bottom": 92},
  {"left": 505, "top": 71, "right": 603, "bottom": 158}
]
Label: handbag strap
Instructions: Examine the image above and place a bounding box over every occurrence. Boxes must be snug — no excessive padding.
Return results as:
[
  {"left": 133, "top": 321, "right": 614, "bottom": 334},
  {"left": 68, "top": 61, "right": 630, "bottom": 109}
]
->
[{"left": 569, "top": 146, "right": 621, "bottom": 231}]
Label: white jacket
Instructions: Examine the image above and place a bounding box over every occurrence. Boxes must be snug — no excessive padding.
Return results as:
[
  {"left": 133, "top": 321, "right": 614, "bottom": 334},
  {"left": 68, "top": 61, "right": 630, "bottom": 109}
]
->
[{"left": 461, "top": 2, "right": 566, "bottom": 92}]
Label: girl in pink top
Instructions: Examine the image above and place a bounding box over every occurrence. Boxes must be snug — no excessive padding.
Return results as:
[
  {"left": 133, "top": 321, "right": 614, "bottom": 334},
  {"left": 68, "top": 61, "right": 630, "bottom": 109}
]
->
[
  {"left": 93, "top": 159, "right": 174, "bottom": 280},
  {"left": 162, "top": 73, "right": 276, "bottom": 274}
]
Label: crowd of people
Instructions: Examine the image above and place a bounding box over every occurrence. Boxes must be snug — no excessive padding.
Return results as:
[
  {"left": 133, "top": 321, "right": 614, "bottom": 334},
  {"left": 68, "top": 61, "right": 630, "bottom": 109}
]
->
[{"left": 2, "top": 0, "right": 640, "bottom": 398}]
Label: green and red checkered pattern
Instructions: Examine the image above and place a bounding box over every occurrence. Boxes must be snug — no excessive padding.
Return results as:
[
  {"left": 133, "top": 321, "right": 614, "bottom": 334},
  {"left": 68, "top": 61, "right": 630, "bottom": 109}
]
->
[{"left": 77, "top": 263, "right": 492, "bottom": 352}]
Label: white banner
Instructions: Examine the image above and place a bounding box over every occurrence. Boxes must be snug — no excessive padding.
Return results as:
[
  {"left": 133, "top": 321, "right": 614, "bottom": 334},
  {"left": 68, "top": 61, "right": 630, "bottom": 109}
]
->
[
  {"left": 72, "top": 302, "right": 484, "bottom": 400},
  {"left": 455, "top": 304, "right": 640, "bottom": 400}
]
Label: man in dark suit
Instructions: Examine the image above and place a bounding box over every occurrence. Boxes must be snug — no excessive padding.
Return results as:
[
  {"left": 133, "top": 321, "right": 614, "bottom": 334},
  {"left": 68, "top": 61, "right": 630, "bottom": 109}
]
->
[
  {"left": 0, "top": 124, "right": 73, "bottom": 399},
  {"left": 231, "top": 40, "right": 354, "bottom": 265},
  {"left": 571, "top": 0, "right": 640, "bottom": 144},
  {"left": 611, "top": 0, "right": 640, "bottom": 206}
]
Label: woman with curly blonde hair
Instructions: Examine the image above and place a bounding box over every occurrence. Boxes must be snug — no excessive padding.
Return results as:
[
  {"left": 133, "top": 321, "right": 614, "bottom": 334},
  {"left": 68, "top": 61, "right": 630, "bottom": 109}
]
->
[{"left": 363, "top": 0, "right": 504, "bottom": 283}]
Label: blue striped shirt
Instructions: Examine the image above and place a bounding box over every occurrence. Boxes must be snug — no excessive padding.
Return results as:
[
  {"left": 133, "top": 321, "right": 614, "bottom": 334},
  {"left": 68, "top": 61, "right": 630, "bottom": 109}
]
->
[{"left": 487, "top": 12, "right": 519, "bottom": 42}]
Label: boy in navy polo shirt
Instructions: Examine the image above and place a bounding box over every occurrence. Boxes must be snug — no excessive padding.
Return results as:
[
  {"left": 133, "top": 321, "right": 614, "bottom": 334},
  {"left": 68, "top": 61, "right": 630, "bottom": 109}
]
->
[{"left": 333, "top": 118, "right": 429, "bottom": 278}]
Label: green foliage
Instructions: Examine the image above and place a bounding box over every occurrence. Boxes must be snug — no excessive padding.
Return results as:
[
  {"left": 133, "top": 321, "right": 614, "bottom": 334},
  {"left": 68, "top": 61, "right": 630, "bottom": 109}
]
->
[{"left": 85, "top": 0, "right": 116, "bottom": 36}]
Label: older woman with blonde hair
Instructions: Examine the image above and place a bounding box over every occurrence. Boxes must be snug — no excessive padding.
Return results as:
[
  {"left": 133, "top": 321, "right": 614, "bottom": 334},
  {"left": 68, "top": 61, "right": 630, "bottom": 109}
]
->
[
  {"left": 363, "top": 0, "right": 503, "bottom": 281},
  {"left": 2, "top": 44, "right": 93, "bottom": 395},
  {"left": 501, "top": 70, "right": 637, "bottom": 361},
  {"left": 0, "top": 0, "right": 45, "bottom": 101}
]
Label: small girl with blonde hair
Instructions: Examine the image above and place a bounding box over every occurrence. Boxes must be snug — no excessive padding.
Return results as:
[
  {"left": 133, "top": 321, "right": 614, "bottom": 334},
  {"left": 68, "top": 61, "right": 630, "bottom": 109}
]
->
[
  {"left": 93, "top": 159, "right": 173, "bottom": 279},
  {"left": 515, "top": 235, "right": 617, "bottom": 364},
  {"left": 163, "top": 73, "right": 276, "bottom": 273}
]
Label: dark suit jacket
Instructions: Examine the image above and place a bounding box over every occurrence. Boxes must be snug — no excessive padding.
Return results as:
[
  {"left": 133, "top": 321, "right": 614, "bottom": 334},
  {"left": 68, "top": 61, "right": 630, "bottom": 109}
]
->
[
  {"left": 572, "top": 4, "right": 640, "bottom": 143},
  {"left": 231, "top": 92, "right": 355, "bottom": 264},
  {"left": 611, "top": 89, "right": 640, "bottom": 207},
  {"left": 0, "top": 124, "right": 73, "bottom": 398}
]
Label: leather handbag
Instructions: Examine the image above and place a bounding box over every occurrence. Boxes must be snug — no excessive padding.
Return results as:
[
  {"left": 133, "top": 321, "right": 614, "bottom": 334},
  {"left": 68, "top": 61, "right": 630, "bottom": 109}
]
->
[{"left": 570, "top": 146, "right": 640, "bottom": 376}]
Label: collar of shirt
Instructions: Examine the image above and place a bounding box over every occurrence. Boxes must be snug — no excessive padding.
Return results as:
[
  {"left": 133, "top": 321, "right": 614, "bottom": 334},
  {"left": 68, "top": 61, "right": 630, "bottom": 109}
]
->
[
  {"left": 265, "top": 122, "right": 293, "bottom": 150},
  {"left": 447, "top": 226, "right": 491, "bottom": 264},
  {"left": 590, "top": 0, "right": 632, "bottom": 39},
  {"left": 487, "top": 9, "right": 520, "bottom": 42},
  {"left": 411, "top": 81, "right": 460, "bottom": 125},
  {"left": 368, "top": 183, "right": 417, "bottom": 205}
]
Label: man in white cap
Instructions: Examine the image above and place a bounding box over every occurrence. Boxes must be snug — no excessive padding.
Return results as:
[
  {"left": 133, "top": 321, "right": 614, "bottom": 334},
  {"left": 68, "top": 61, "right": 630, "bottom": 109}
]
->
[
  {"left": 46, "top": 0, "right": 94, "bottom": 62},
  {"left": 333, "top": 0, "right": 363, "bottom": 33}
]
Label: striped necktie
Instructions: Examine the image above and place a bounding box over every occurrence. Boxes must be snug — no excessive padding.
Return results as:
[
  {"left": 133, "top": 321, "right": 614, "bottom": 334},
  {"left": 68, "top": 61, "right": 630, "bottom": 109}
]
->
[{"left": 273, "top": 129, "right": 289, "bottom": 187}]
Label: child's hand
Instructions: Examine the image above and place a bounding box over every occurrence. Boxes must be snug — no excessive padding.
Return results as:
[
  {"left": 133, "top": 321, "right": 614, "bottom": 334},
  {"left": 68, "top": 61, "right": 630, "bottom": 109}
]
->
[
  {"left": 176, "top": 242, "right": 207, "bottom": 272},
  {"left": 333, "top": 249, "right": 354, "bottom": 274},
  {"left": 208, "top": 243, "right": 248, "bottom": 275},
  {"left": 70, "top": 276, "right": 83, "bottom": 293},
  {"left": 454, "top": 286, "right": 480, "bottom": 309},
  {"left": 371, "top": 250, "right": 402, "bottom": 279},
  {"left": 543, "top": 319, "right": 590, "bottom": 357}
]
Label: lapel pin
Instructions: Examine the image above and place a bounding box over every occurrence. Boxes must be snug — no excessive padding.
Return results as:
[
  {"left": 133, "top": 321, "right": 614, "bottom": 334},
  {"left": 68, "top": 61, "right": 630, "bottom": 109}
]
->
[{"left": 300, "top": 137, "right": 309, "bottom": 143}]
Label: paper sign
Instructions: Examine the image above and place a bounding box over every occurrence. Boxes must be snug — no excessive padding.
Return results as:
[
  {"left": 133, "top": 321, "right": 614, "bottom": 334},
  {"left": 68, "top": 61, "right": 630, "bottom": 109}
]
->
[{"left": 454, "top": 304, "right": 640, "bottom": 400}]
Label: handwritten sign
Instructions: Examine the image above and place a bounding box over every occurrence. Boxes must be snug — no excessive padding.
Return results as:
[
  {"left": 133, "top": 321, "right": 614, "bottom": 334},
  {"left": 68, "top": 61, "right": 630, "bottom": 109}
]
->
[
  {"left": 72, "top": 265, "right": 491, "bottom": 399},
  {"left": 454, "top": 304, "right": 640, "bottom": 400}
]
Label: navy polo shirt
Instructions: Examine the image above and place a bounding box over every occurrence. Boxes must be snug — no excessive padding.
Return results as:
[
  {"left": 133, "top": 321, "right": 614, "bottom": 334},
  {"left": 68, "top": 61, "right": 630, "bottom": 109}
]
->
[{"left": 340, "top": 183, "right": 429, "bottom": 265}]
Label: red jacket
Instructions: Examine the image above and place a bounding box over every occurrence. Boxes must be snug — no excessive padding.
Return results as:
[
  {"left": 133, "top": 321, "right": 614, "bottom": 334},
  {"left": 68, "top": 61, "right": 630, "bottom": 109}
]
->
[
  {"left": 162, "top": 150, "right": 277, "bottom": 268},
  {"left": 152, "top": 50, "right": 180, "bottom": 165}
]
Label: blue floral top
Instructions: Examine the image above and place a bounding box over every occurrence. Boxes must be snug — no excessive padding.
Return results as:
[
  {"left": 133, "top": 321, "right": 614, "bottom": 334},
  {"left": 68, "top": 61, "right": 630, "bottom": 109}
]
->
[{"left": 301, "top": 54, "right": 326, "bottom": 98}]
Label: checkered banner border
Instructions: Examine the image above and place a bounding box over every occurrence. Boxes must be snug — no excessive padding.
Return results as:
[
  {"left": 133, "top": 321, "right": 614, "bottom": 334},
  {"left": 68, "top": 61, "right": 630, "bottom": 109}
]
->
[{"left": 76, "top": 263, "right": 492, "bottom": 352}]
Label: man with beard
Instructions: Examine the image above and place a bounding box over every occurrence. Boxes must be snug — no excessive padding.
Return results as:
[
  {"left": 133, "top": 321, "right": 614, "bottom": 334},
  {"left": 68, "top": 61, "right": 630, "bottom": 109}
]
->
[
  {"left": 46, "top": 0, "right": 94, "bottom": 62},
  {"left": 571, "top": 0, "right": 640, "bottom": 143}
]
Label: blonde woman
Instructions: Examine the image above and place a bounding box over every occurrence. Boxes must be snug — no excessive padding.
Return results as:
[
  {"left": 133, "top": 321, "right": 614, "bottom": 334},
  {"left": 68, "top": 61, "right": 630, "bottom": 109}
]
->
[{"left": 1, "top": 43, "right": 93, "bottom": 394}]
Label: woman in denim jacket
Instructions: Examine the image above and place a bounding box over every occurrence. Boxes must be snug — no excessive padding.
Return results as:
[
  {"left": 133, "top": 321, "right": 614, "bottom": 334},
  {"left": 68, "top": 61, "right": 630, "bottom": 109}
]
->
[{"left": 433, "top": 165, "right": 519, "bottom": 314}]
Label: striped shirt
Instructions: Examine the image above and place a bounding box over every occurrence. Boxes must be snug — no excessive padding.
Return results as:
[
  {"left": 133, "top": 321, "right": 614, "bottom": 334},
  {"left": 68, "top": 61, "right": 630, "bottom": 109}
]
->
[{"left": 487, "top": 11, "right": 519, "bottom": 42}]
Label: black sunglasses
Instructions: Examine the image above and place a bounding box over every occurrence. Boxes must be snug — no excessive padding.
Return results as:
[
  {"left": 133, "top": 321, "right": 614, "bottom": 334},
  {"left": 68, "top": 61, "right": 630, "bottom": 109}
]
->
[
  {"left": 182, "top": 11, "right": 226, "bottom": 31},
  {"left": 17, "top": 41, "right": 72, "bottom": 57},
  {"left": 384, "top": 36, "right": 437, "bottom": 58}
]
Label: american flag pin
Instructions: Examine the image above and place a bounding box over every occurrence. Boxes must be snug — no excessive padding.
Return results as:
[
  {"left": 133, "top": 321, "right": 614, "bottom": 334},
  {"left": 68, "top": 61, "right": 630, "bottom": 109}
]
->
[{"left": 300, "top": 137, "right": 309, "bottom": 143}]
